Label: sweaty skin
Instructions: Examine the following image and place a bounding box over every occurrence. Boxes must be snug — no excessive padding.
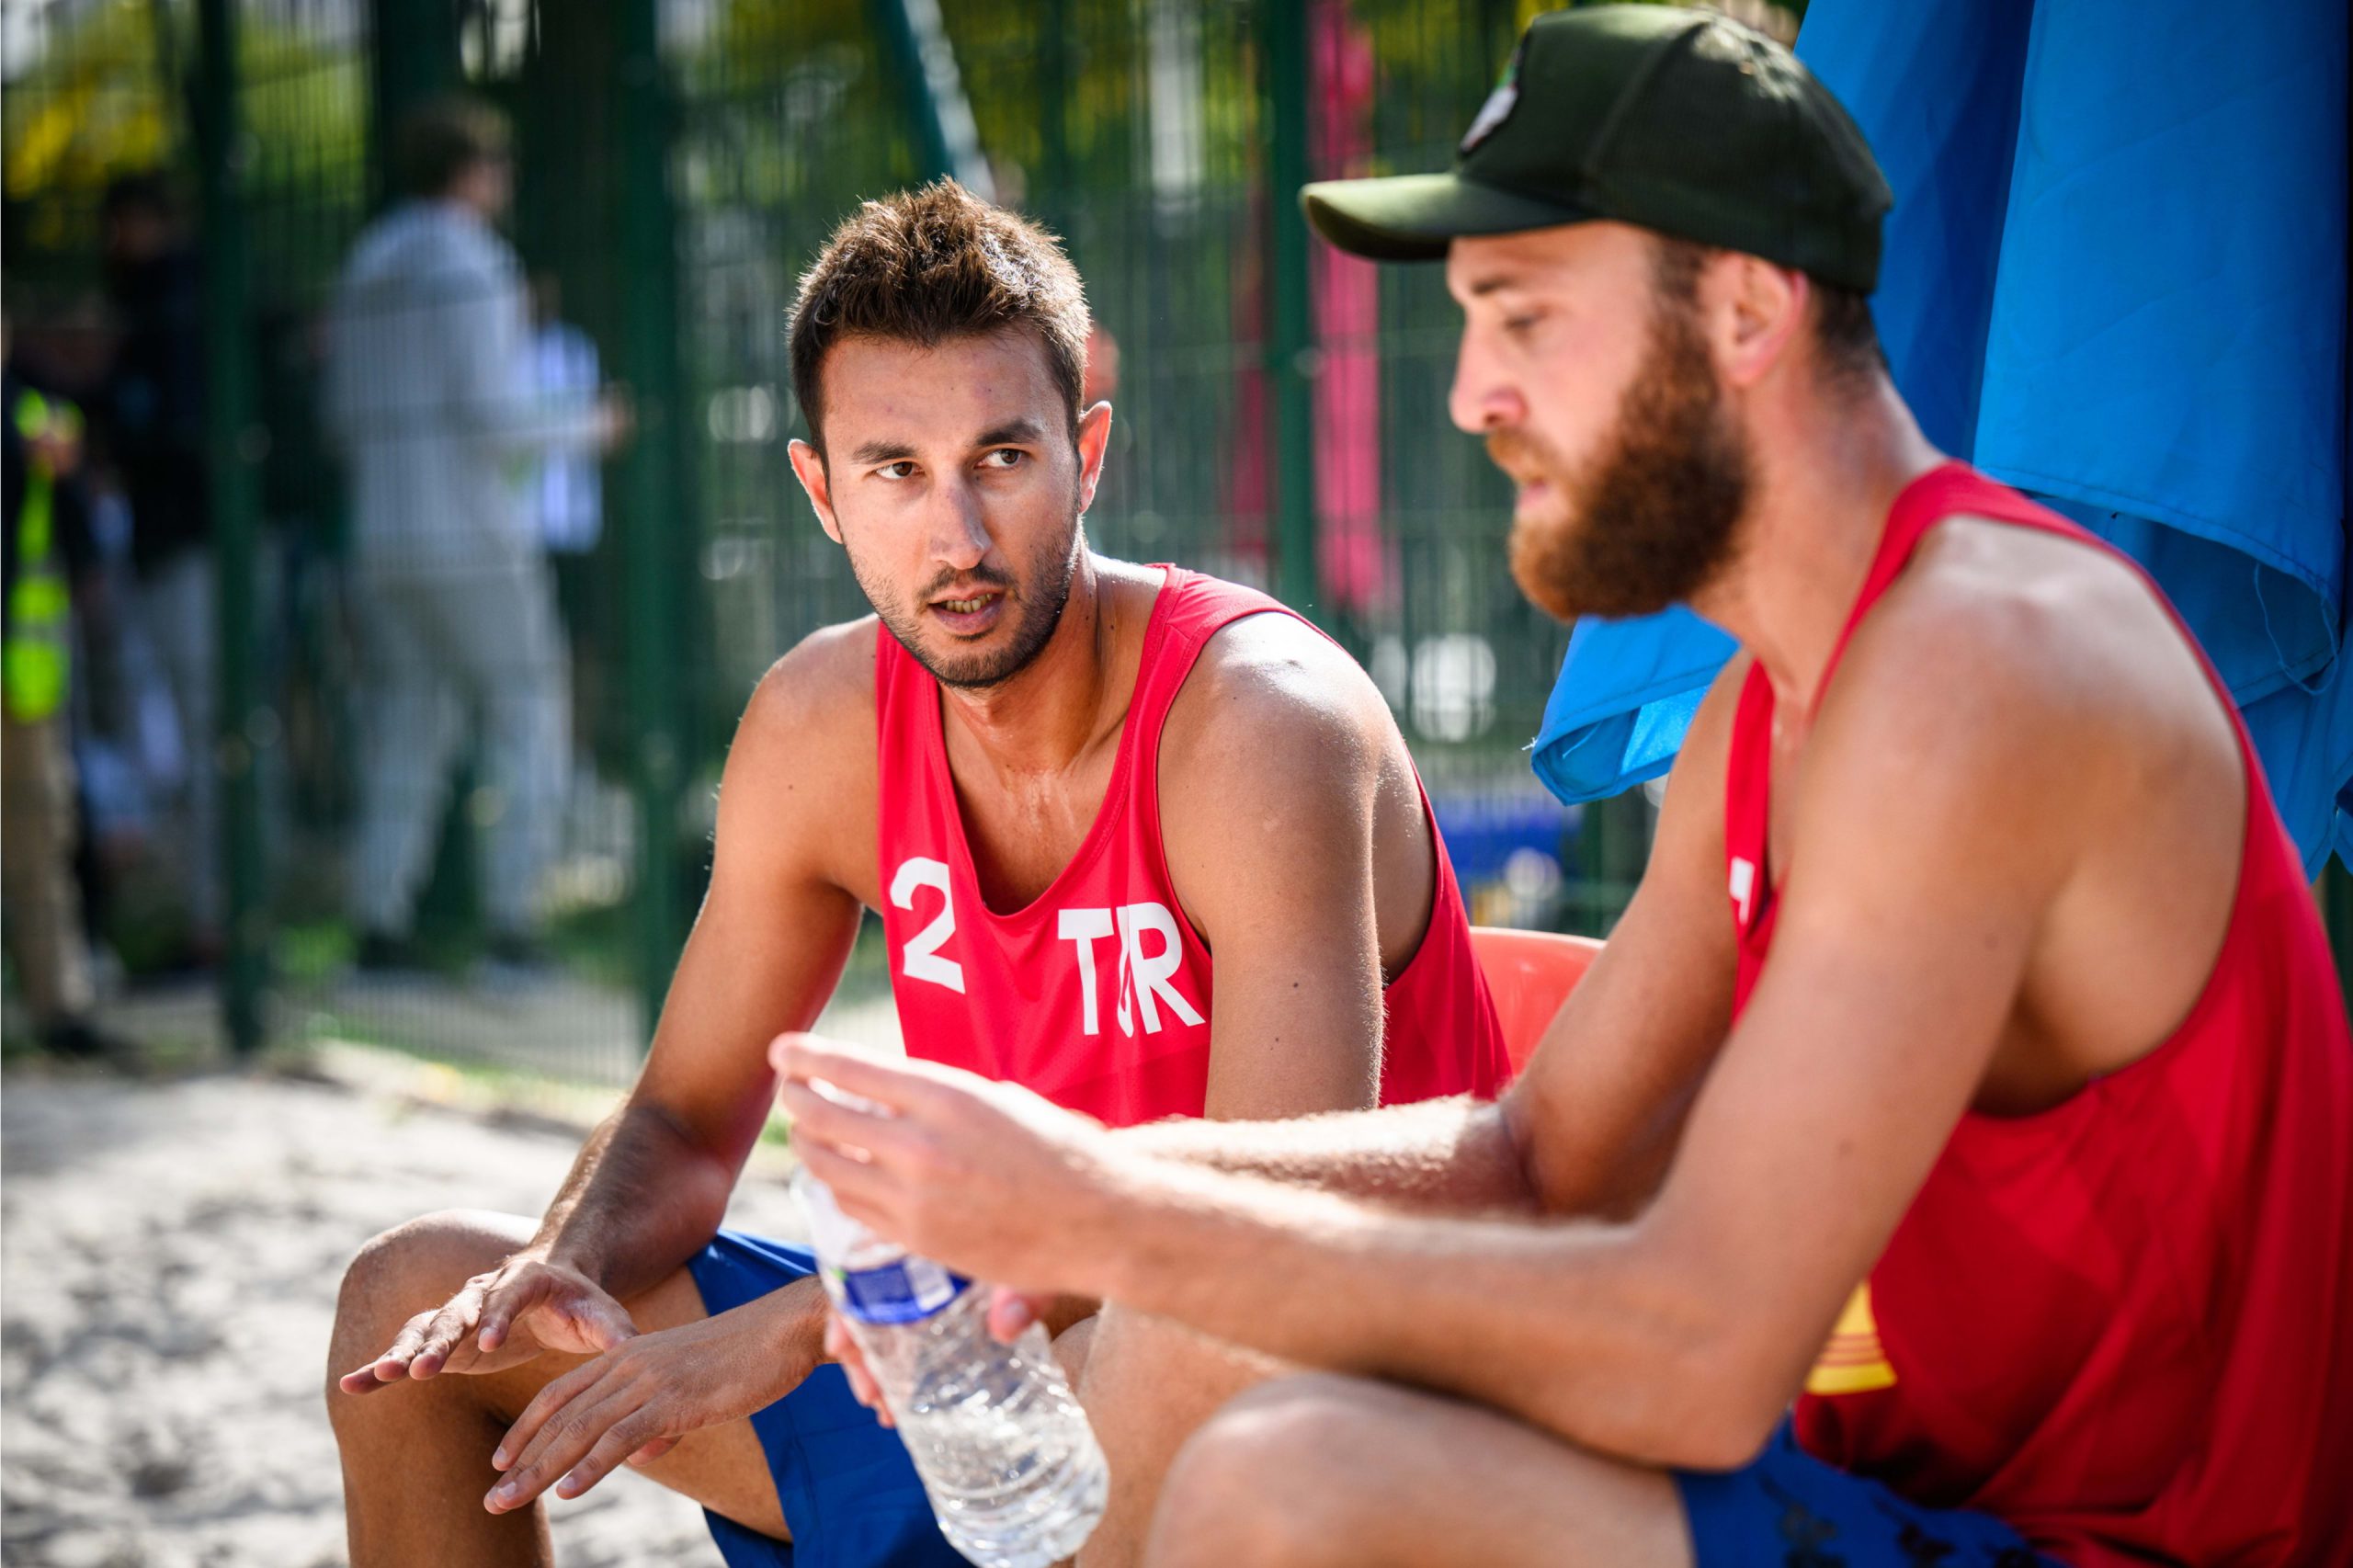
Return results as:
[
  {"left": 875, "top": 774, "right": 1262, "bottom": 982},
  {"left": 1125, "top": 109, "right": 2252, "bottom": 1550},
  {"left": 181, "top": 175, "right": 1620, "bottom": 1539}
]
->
[
  {"left": 772, "top": 222, "right": 2247, "bottom": 1567},
  {"left": 326, "top": 327, "right": 1449, "bottom": 1568}
]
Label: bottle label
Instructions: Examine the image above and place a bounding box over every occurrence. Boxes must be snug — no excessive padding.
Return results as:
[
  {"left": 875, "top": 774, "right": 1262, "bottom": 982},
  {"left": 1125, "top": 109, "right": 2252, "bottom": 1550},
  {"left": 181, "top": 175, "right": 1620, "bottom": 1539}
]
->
[{"left": 836, "top": 1256, "right": 971, "bottom": 1324}]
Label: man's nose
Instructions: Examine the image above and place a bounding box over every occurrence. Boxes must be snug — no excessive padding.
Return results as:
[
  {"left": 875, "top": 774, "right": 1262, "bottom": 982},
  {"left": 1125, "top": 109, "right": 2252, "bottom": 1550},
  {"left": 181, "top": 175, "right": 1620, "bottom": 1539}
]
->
[
  {"left": 1449, "top": 333, "right": 1525, "bottom": 435},
  {"left": 927, "top": 476, "right": 992, "bottom": 572}
]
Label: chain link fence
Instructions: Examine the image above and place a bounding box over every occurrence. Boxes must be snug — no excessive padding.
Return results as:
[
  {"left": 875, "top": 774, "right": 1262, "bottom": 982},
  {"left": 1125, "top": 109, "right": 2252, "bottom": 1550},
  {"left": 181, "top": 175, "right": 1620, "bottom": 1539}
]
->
[{"left": 2, "top": 0, "right": 1774, "bottom": 1082}]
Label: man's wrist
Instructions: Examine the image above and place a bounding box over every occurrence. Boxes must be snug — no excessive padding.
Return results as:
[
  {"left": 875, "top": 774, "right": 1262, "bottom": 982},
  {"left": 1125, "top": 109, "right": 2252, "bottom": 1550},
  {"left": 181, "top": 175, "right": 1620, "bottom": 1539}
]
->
[
  {"left": 767, "top": 1275, "right": 834, "bottom": 1362},
  {"left": 1068, "top": 1143, "right": 1178, "bottom": 1303},
  {"left": 533, "top": 1236, "right": 608, "bottom": 1292}
]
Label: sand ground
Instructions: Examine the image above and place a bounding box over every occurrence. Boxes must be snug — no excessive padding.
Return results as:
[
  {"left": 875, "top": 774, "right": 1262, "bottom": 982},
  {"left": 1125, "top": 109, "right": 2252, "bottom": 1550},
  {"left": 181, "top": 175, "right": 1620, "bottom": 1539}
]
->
[{"left": 2, "top": 1063, "right": 809, "bottom": 1568}]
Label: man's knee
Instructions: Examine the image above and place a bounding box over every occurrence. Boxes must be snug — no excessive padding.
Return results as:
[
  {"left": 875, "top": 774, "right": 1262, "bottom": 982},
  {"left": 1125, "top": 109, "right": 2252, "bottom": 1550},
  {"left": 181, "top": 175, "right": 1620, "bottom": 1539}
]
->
[
  {"left": 1051, "top": 1313, "right": 1099, "bottom": 1389},
  {"left": 336, "top": 1210, "right": 517, "bottom": 1320},
  {"left": 326, "top": 1210, "right": 527, "bottom": 1402},
  {"left": 1148, "top": 1375, "right": 1383, "bottom": 1568},
  {"left": 1081, "top": 1308, "right": 1286, "bottom": 1478}
]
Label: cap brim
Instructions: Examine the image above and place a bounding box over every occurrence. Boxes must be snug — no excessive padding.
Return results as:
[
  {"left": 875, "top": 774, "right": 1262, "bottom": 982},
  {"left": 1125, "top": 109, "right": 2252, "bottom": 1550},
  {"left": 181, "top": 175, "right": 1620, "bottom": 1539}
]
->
[{"left": 1302, "top": 173, "right": 1596, "bottom": 262}]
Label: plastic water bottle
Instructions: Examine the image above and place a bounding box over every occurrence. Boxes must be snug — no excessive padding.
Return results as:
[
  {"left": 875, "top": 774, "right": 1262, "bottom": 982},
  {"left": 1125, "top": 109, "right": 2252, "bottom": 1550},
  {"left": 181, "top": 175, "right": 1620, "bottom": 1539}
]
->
[{"left": 796, "top": 1168, "right": 1108, "bottom": 1568}]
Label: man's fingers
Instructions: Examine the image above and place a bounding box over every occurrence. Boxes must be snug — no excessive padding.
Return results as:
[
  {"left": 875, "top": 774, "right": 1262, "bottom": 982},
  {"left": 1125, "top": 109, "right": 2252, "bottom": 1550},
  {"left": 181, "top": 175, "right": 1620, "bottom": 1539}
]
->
[
  {"left": 774, "top": 1078, "right": 918, "bottom": 1166},
  {"left": 408, "top": 1282, "right": 489, "bottom": 1378},
  {"left": 551, "top": 1416, "right": 663, "bottom": 1502},
  {"left": 769, "top": 1033, "right": 967, "bottom": 1112},
  {"left": 346, "top": 1306, "right": 439, "bottom": 1391},
  {"left": 847, "top": 1360, "right": 889, "bottom": 1423},
  {"left": 338, "top": 1361, "right": 406, "bottom": 1395},
  {"left": 378, "top": 1308, "right": 438, "bottom": 1368},
  {"left": 795, "top": 1139, "right": 902, "bottom": 1232},
  {"left": 487, "top": 1387, "right": 631, "bottom": 1513},
  {"left": 473, "top": 1271, "right": 548, "bottom": 1354},
  {"left": 562, "top": 1290, "right": 640, "bottom": 1352},
  {"left": 625, "top": 1436, "right": 678, "bottom": 1468},
  {"left": 824, "top": 1314, "right": 891, "bottom": 1423},
  {"left": 985, "top": 1288, "right": 1046, "bottom": 1344},
  {"left": 493, "top": 1359, "right": 603, "bottom": 1472}
]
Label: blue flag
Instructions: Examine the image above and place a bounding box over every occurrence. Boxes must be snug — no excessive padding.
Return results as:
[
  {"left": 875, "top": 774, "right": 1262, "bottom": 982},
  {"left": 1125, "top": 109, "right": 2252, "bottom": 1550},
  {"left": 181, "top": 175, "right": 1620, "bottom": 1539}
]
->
[{"left": 1529, "top": 0, "right": 2351, "bottom": 872}]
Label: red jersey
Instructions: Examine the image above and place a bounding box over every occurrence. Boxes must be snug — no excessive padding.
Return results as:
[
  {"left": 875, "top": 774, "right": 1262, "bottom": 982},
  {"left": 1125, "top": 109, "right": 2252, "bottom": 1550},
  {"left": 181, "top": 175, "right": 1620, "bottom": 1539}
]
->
[
  {"left": 1726, "top": 464, "right": 2353, "bottom": 1565},
  {"left": 875, "top": 565, "right": 1511, "bottom": 1129}
]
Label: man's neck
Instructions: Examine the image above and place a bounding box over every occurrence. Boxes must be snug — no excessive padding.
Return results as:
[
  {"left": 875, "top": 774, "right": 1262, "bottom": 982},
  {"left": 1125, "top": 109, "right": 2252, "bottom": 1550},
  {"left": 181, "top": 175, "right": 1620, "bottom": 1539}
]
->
[
  {"left": 428, "top": 194, "right": 493, "bottom": 228},
  {"left": 937, "top": 550, "right": 1131, "bottom": 783},
  {"left": 1690, "top": 377, "right": 1945, "bottom": 712}
]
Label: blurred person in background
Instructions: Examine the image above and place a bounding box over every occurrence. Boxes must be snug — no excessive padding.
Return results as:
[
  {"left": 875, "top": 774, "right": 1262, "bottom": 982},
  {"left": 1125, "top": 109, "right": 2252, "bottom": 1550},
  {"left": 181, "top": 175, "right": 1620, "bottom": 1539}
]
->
[
  {"left": 527, "top": 271, "right": 608, "bottom": 827},
  {"left": 99, "top": 171, "right": 220, "bottom": 962},
  {"left": 1082, "top": 319, "right": 1120, "bottom": 404},
  {"left": 324, "top": 97, "right": 627, "bottom": 976},
  {"left": 529, "top": 273, "right": 605, "bottom": 566},
  {"left": 4, "top": 301, "right": 127, "bottom": 1060}
]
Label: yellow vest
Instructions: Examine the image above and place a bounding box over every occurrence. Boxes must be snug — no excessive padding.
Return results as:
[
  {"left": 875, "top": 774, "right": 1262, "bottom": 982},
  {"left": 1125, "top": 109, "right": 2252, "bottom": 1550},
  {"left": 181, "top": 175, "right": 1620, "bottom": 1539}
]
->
[{"left": 6, "top": 388, "right": 81, "bottom": 722}]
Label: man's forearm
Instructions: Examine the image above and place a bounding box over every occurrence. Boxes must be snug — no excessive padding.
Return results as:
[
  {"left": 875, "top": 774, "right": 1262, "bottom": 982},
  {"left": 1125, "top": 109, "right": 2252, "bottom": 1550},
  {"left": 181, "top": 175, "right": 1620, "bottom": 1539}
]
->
[
  {"left": 532, "top": 1101, "right": 737, "bottom": 1300},
  {"left": 1069, "top": 1156, "right": 1733, "bottom": 1466},
  {"left": 1116, "top": 1096, "right": 1536, "bottom": 1215},
  {"left": 745, "top": 1272, "right": 834, "bottom": 1363}
]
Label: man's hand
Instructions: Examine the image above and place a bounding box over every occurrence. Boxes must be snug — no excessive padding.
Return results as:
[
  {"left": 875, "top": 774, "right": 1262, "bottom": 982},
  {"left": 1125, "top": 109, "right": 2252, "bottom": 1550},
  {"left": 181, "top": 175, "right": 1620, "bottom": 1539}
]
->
[
  {"left": 824, "top": 1310, "right": 892, "bottom": 1424},
  {"left": 27, "top": 427, "right": 81, "bottom": 478},
  {"left": 771, "top": 1034, "right": 1125, "bottom": 1300},
  {"left": 596, "top": 386, "right": 635, "bottom": 453},
  {"left": 483, "top": 1289, "right": 826, "bottom": 1513},
  {"left": 336, "top": 1252, "right": 638, "bottom": 1394},
  {"left": 826, "top": 1282, "right": 1074, "bottom": 1426}
]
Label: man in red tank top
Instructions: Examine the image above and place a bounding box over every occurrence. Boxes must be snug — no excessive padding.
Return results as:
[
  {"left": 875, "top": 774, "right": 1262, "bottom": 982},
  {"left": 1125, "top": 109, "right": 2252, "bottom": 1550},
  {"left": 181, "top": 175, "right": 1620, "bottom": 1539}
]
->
[
  {"left": 778, "top": 10, "right": 2352, "bottom": 1568},
  {"left": 322, "top": 183, "right": 1508, "bottom": 1568}
]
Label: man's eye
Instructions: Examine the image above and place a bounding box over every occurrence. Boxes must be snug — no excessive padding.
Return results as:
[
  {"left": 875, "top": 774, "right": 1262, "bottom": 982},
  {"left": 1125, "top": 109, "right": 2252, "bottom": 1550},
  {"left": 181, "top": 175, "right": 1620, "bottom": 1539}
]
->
[
  {"left": 981, "top": 449, "right": 1025, "bottom": 470},
  {"left": 877, "top": 460, "right": 918, "bottom": 481},
  {"left": 1504, "top": 312, "right": 1543, "bottom": 335}
]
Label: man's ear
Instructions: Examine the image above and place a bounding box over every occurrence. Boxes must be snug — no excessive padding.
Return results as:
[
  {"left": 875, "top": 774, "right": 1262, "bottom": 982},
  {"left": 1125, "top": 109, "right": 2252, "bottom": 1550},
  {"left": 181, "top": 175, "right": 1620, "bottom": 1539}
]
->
[
  {"left": 1710, "top": 253, "right": 1808, "bottom": 392},
  {"left": 789, "top": 437, "right": 844, "bottom": 545},
  {"left": 1074, "top": 401, "right": 1114, "bottom": 516}
]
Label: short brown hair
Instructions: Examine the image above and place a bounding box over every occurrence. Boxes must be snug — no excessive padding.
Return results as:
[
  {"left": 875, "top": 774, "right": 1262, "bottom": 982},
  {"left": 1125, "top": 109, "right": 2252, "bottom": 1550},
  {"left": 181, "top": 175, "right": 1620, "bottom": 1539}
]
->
[
  {"left": 1808, "top": 281, "right": 1885, "bottom": 384},
  {"left": 788, "top": 180, "right": 1089, "bottom": 454},
  {"left": 395, "top": 96, "right": 510, "bottom": 199},
  {"left": 1651, "top": 234, "right": 1883, "bottom": 389}
]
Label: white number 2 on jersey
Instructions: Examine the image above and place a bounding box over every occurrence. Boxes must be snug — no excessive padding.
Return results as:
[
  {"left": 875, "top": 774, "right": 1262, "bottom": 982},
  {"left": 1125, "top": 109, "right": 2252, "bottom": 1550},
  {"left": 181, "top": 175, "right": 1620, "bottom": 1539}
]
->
[{"left": 890, "top": 857, "right": 966, "bottom": 994}]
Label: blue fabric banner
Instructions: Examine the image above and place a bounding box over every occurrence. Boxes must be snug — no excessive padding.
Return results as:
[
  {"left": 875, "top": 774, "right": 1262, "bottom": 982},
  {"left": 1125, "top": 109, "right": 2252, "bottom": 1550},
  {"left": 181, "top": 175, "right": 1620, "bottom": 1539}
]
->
[{"left": 1529, "top": 0, "right": 2351, "bottom": 872}]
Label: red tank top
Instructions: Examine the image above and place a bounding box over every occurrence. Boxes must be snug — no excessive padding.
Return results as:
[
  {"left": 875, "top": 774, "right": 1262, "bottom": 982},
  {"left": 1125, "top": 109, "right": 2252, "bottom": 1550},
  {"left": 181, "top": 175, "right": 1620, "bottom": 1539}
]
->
[
  {"left": 875, "top": 565, "right": 1511, "bottom": 1129},
  {"left": 1726, "top": 464, "right": 2353, "bottom": 1565}
]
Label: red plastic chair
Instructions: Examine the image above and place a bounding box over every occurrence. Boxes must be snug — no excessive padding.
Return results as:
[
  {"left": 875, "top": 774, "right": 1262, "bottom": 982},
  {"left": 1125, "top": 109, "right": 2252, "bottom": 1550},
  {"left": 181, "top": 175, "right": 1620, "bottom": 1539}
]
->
[{"left": 1470, "top": 926, "right": 1605, "bottom": 1077}]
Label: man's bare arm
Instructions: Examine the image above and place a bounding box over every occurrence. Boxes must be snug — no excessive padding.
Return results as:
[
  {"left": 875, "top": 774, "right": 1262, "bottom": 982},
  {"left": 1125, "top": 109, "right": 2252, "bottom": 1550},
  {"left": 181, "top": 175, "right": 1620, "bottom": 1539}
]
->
[
  {"left": 425, "top": 627, "right": 901, "bottom": 1509},
  {"left": 1161, "top": 615, "right": 1420, "bottom": 1121},
  {"left": 1117, "top": 655, "right": 1747, "bottom": 1219},
  {"left": 541, "top": 623, "right": 877, "bottom": 1288},
  {"left": 1115, "top": 1097, "right": 1524, "bottom": 1211},
  {"left": 347, "top": 623, "right": 878, "bottom": 1390},
  {"left": 778, "top": 624, "right": 2074, "bottom": 1471}
]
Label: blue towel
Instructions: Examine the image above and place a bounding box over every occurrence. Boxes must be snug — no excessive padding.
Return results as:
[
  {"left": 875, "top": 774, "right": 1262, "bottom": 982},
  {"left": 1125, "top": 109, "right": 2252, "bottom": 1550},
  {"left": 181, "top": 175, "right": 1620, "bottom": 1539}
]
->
[
  {"left": 1532, "top": 606, "right": 1735, "bottom": 803},
  {"left": 1529, "top": 0, "right": 2351, "bottom": 872}
]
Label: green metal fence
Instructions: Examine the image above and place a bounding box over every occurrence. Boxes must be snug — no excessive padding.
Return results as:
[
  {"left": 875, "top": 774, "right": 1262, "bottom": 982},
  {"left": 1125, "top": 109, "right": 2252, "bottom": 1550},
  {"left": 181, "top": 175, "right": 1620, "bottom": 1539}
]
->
[{"left": 0, "top": 0, "right": 1744, "bottom": 1081}]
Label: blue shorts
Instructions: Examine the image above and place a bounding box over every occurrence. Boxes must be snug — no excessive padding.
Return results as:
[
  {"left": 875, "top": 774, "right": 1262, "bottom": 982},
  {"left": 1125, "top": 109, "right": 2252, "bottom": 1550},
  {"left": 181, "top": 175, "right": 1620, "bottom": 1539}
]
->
[
  {"left": 1676, "top": 1423, "right": 2056, "bottom": 1568},
  {"left": 685, "top": 1230, "right": 964, "bottom": 1568},
  {"left": 689, "top": 1233, "right": 2052, "bottom": 1568}
]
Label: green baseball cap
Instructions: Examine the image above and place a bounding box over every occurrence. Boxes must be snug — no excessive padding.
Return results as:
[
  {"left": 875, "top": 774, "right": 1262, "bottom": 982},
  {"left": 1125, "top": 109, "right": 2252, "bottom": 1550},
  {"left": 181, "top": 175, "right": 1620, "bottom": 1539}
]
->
[{"left": 1302, "top": 5, "right": 1892, "bottom": 292}]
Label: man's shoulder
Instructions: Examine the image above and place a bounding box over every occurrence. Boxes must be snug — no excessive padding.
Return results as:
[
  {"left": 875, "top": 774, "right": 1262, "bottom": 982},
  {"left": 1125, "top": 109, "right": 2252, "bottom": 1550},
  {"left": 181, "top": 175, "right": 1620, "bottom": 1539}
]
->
[
  {"left": 717, "top": 619, "right": 881, "bottom": 878},
  {"left": 395, "top": 205, "right": 515, "bottom": 286},
  {"left": 1159, "top": 607, "right": 1398, "bottom": 807},
  {"left": 740, "top": 617, "right": 880, "bottom": 754},
  {"left": 1813, "top": 517, "right": 2225, "bottom": 821},
  {"left": 1855, "top": 517, "right": 2174, "bottom": 724}
]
